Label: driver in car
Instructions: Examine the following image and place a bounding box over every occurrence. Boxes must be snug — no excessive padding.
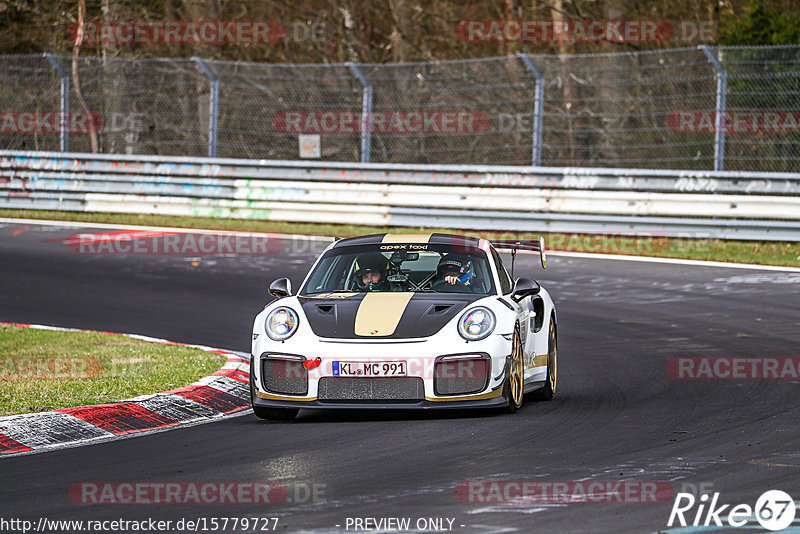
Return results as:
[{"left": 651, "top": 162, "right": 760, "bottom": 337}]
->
[{"left": 435, "top": 254, "right": 474, "bottom": 287}]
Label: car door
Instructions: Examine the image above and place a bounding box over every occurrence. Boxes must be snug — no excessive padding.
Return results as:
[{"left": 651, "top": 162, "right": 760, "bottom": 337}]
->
[
  {"left": 490, "top": 246, "right": 529, "bottom": 337},
  {"left": 490, "top": 247, "right": 539, "bottom": 379}
]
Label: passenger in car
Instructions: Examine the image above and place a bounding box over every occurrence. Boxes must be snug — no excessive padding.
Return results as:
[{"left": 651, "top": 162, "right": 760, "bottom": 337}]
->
[{"left": 354, "top": 254, "right": 391, "bottom": 292}]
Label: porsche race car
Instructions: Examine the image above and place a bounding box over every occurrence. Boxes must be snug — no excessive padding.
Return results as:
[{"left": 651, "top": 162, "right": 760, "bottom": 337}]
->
[{"left": 250, "top": 233, "right": 557, "bottom": 420}]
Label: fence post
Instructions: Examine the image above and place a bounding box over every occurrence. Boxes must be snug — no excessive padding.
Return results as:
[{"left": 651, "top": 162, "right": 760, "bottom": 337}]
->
[
  {"left": 192, "top": 57, "right": 219, "bottom": 158},
  {"left": 44, "top": 53, "right": 69, "bottom": 152},
  {"left": 346, "top": 62, "right": 373, "bottom": 163},
  {"left": 699, "top": 45, "right": 727, "bottom": 171},
  {"left": 517, "top": 53, "right": 545, "bottom": 167}
]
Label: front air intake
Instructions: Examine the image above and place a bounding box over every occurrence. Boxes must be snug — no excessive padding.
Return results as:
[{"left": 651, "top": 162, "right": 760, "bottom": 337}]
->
[
  {"left": 434, "top": 357, "right": 490, "bottom": 396},
  {"left": 318, "top": 377, "right": 424, "bottom": 402},
  {"left": 261, "top": 357, "right": 308, "bottom": 395}
]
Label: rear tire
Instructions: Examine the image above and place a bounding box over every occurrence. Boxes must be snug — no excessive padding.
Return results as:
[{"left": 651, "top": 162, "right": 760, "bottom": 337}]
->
[
  {"left": 250, "top": 358, "right": 298, "bottom": 421},
  {"left": 532, "top": 319, "right": 557, "bottom": 401},
  {"left": 503, "top": 324, "right": 525, "bottom": 414}
]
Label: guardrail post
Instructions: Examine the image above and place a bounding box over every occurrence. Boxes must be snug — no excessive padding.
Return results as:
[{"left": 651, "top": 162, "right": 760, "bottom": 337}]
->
[
  {"left": 699, "top": 45, "right": 727, "bottom": 171},
  {"left": 192, "top": 57, "right": 219, "bottom": 158},
  {"left": 346, "top": 62, "right": 373, "bottom": 163},
  {"left": 44, "top": 53, "right": 70, "bottom": 152},
  {"left": 517, "top": 53, "right": 545, "bottom": 167}
]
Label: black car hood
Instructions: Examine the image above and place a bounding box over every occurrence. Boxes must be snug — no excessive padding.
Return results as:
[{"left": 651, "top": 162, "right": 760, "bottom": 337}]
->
[{"left": 298, "top": 292, "right": 484, "bottom": 339}]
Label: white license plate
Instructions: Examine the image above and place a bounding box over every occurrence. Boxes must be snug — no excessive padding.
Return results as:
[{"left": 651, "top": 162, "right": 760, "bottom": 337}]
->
[{"left": 332, "top": 361, "right": 407, "bottom": 377}]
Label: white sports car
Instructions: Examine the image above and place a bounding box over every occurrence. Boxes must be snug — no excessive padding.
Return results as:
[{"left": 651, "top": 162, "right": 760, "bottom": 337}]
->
[{"left": 250, "top": 233, "right": 557, "bottom": 420}]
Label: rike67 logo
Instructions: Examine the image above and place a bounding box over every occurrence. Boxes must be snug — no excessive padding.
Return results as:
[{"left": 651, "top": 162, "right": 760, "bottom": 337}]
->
[{"left": 668, "top": 490, "right": 796, "bottom": 531}]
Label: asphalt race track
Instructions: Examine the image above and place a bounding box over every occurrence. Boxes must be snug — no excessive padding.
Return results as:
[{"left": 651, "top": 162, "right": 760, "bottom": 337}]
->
[{"left": 1, "top": 220, "right": 799, "bottom": 533}]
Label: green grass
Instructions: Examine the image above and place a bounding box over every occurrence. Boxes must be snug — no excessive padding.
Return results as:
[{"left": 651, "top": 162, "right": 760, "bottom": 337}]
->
[
  {"left": 0, "top": 324, "right": 226, "bottom": 416},
  {"left": 2, "top": 209, "right": 799, "bottom": 267}
]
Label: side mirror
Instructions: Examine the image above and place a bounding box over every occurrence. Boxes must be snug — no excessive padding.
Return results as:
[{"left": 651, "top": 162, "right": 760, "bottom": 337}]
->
[
  {"left": 511, "top": 277, "right": 540, "bottom": 302},
  {"left": 268, "top": 278, "right": 292, "bottom": 298}
]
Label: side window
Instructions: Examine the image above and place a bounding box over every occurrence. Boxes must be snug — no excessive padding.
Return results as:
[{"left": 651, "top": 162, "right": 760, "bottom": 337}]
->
[{"left": 490, "top": 248, "right": 513, "bottom": 294}]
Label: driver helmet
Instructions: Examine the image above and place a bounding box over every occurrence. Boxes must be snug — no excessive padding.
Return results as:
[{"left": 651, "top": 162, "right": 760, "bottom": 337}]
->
[
  {"left": 354, "top": 253, "right": 389, "bottom": 291},
  {"left": 437, "top": 254, "right": 474, "bottom": 285}
]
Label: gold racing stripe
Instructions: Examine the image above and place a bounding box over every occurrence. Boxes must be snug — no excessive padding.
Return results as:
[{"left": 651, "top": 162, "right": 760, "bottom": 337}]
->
[
  {"left": 354, "top": 292, "right": 414, "bottom": 336},
  {"left": 527, "top": 353, "right": 548, "bottom": 370},
  {"left": 425, "top": 387, "right": 504, "bottom": 402},
  {"left": 381, "top": 233, "right": 432, "bottom": 243},
  {"left": 257, "top": 392, "right": 317, "bottom": 401}
]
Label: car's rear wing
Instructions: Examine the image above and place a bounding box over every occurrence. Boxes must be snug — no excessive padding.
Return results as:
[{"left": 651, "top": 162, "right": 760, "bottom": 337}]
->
[{"left": 491, "top": 237, "right": 546, "bottom": 272}]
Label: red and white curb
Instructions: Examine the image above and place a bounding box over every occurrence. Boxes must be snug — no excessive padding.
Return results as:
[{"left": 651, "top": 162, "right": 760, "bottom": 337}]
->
[{"left": 0, "top": 323, "right": 251, "bottom": 456}]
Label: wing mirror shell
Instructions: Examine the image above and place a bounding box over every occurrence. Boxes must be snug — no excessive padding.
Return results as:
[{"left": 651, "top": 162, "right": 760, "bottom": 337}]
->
[
  {"left": 268, "top": 278, "right": 292, "bottom": 298},
  {"left": 511, "top": 277, "right": 540, "bottom": 302}
]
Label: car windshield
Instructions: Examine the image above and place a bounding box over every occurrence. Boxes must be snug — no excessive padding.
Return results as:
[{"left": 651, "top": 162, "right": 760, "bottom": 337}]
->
[{"left": 300, "top": 243, "right": 496, "bottom": 295}]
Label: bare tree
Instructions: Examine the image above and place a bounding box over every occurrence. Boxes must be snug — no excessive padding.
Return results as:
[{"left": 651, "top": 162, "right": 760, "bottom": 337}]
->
[{"left": 72, "top": 0, "right": 99, "bottom": 151}]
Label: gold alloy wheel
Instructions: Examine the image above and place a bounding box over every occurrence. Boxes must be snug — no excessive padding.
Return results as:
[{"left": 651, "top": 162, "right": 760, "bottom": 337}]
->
[
  {"left": 548, "top": 321, "right": 557, "bottom": 394},
  {"left": 510, "top": 328, "right": 524, "bottom": 407}
]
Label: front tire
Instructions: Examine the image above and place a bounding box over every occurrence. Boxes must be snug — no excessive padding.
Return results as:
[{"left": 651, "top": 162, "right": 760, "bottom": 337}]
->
[{"left": 503, "top": 324, "right": 525, "bottom": 413}]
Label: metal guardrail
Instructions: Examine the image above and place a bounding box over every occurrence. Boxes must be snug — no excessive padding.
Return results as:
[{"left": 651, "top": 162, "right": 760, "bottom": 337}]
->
[{"left": 2, "top": 150, "right": 800, "bottom": 241}]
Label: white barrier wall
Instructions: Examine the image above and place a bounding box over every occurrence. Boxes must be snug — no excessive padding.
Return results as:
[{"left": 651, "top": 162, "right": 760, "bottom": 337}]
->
[{"left": 2, "top": 150, "right": 800, "bottom": 241}]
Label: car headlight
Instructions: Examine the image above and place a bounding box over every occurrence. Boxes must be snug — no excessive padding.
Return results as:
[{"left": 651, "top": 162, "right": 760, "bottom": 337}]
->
[
  {"left": 457, "top": 306, "right": 495, "bottom": 341},
  {"left": 265, "top": 307, "right": 299, "bottom": 341}
]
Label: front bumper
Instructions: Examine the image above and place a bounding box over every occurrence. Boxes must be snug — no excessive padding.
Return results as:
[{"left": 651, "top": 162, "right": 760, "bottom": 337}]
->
[
  {"left": 250, "top": 333, "right": 513, "bottom": 408},
  {"left": 253, "top": 383, "right": 508, "bottom": 410}
]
